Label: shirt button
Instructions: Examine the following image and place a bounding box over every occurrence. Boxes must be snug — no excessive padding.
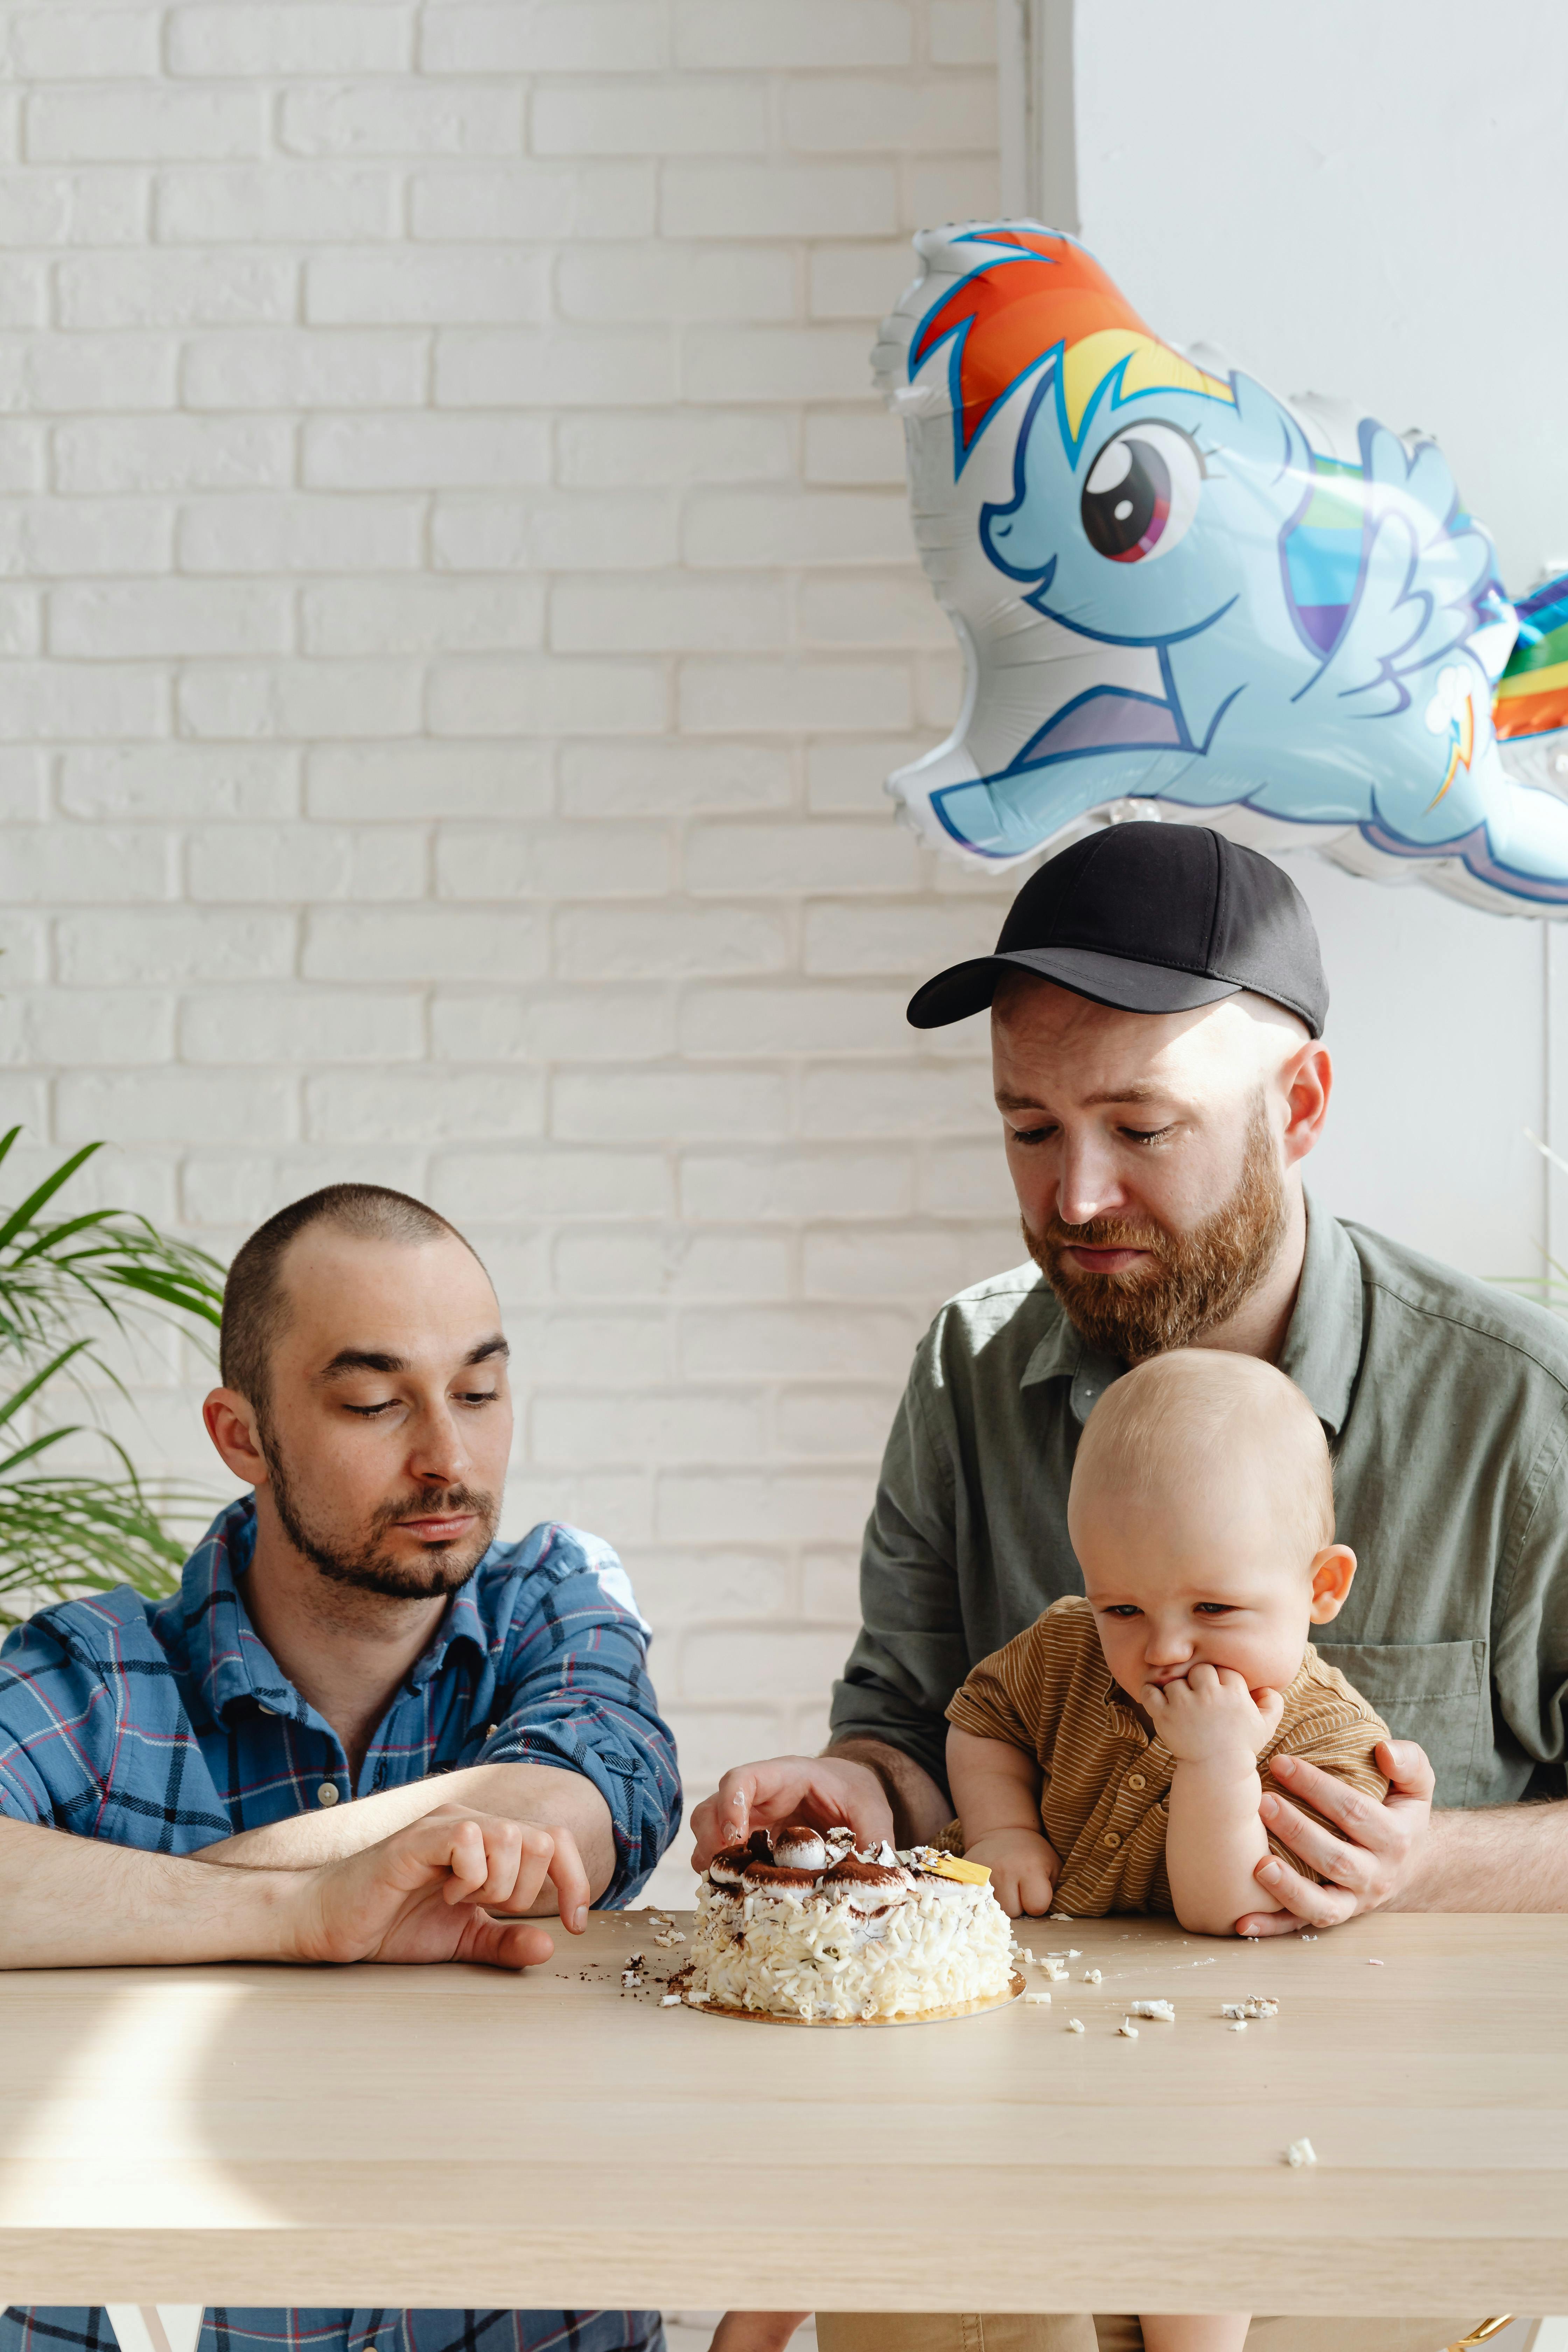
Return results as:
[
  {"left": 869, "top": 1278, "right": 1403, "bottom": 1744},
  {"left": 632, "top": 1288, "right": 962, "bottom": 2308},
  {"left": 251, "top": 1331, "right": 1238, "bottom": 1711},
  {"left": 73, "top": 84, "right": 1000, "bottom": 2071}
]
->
[
  {"left": 316, "top": 1783, "right": 340, "bottom": 1807},
  {"left": 1127, "top": 1772, "right": 1146, "bottom": 1791},
  {"left": 1102, "top": 1830, "right": 1121, "bottom": 1849}
]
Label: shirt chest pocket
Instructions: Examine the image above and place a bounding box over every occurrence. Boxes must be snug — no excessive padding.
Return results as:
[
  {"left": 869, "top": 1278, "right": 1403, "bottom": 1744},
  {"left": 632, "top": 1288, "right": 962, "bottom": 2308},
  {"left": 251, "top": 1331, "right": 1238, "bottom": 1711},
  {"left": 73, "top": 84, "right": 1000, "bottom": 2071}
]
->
[{"left": 1311, "top": 1638, "right": 1489, "bottom": 1809}]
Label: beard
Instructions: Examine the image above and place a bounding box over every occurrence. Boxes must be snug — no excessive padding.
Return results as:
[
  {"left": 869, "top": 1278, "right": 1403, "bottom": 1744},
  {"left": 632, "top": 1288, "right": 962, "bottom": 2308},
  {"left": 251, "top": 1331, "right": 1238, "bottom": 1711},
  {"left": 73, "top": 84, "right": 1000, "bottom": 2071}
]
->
[
  {"left": 264, "top": 1430, "right": 500, "bottom": 1601},
  {"left": 1024, "top": 1097, "right": 1289, "bottom": 1362}
]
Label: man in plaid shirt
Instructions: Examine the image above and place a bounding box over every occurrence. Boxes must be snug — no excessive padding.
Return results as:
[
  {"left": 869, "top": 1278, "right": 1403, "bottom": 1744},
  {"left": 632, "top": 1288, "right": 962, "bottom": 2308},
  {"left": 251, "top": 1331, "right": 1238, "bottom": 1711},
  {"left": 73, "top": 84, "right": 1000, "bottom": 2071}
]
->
[{"left": 0, "top": 1183, "right": 682, "bottom": 2352}]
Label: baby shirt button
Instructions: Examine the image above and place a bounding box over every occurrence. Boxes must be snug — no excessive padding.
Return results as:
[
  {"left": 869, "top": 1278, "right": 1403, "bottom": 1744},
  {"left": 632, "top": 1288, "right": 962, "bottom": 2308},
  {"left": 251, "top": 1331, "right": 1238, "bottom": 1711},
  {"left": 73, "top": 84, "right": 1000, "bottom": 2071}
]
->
[
  {"left": 1126, "top": 1772, "right": 1146, "bottom": 1791},
  {"left": 1102, "top": 1830, "right": 1121, "bottom": 1849},
  {"left": 317, "top": 1783, "right": 340, "bottom": 1807}
]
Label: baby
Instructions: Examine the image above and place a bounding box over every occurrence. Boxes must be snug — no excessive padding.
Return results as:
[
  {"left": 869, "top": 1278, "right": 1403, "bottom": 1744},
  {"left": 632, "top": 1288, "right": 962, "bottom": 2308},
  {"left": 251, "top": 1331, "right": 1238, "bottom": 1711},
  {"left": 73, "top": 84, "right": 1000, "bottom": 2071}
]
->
[{"left": 944, "top": 1345, "right": 1392, "bottom": 2352}]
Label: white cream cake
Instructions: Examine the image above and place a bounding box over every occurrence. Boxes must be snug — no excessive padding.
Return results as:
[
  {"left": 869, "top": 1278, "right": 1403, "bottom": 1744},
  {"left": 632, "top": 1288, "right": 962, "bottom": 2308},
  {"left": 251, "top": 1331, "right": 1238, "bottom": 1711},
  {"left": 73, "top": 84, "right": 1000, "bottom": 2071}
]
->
[{"left": 685, "top": 1822, "right": 1016, "bottom": 2023}]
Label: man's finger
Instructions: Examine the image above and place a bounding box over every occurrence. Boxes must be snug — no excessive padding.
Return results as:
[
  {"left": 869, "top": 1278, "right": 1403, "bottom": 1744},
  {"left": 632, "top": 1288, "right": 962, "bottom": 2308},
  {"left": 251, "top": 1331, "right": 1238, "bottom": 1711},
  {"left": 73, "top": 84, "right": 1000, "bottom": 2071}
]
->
[
  {"left": 708, "top": 1767, "right": 761, "bottom": 1846},
  {"left": 1258, "top": 1792, "right": 1375, "bottom": 1890},
  {"left": 464, "top": 1915, "right": 556, "bottom": 1972},
  {"left": 1232, "top": 1906, "right": 1304, "bottom": 1939},
  {"left": 1248, "top": 1850, "right": 1358, "bottom": 1928},
  {"left": 545, "top": 1825, "right": 591, "bottom": 1934},
  {"left": 1376, "top": 1737, "right": 1437, "bottom": 1803},
  {"left": 438, "top": 1816, "right": 493, "bottom": 1903},
  {"left": 1267, "top": 1753, "right": 1392, "bottom": 1846}
]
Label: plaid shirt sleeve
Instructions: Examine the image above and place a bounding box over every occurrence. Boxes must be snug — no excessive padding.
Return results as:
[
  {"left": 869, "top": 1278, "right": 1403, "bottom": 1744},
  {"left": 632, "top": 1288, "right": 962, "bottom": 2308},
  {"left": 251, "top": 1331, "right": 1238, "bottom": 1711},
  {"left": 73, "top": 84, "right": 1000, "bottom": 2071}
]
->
[
  {"left": 475, "top": 1524, "right": 681, "bottom": 1906},
  {"left": 0, "top": 1592, "right": 215, "bottom": 1839}
]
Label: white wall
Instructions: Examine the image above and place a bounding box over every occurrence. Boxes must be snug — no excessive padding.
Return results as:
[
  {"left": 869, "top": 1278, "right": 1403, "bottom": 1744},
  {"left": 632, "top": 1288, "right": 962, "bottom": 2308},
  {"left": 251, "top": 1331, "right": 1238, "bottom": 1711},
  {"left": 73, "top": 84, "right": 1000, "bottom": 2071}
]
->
[
  {"left": 1073, "top": 0, "right": 1568, "bottom": 1287},
  {"left": 0, "top": 0, "right": 1016, "bottom": 1894}
]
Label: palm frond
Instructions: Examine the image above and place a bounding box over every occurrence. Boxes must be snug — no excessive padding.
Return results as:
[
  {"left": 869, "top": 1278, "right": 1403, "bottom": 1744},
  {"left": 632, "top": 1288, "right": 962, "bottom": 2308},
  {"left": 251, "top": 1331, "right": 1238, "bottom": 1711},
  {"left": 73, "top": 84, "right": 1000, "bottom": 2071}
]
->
[
  {"left": 0, "top": 1474, "right": 208, "bottom": 1626},
  {"left": 0, "top": 1135, "right": 227, "bottom": 1622}
]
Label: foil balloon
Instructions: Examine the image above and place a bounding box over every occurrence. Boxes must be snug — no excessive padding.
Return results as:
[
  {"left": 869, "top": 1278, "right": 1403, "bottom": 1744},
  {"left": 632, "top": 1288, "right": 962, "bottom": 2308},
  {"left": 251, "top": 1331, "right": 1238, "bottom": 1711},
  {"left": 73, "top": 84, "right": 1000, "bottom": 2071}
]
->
[{"left": 873, "top": 222, "right": 1568, "bottom": 913}]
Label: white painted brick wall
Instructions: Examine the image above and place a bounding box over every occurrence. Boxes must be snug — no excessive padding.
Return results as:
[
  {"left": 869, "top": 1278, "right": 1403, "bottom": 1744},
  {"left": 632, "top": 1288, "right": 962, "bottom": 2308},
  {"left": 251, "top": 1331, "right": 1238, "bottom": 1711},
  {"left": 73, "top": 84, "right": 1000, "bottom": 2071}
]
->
[{"left": 0, "top": 0, "right": 1018, "bottom": 1903}]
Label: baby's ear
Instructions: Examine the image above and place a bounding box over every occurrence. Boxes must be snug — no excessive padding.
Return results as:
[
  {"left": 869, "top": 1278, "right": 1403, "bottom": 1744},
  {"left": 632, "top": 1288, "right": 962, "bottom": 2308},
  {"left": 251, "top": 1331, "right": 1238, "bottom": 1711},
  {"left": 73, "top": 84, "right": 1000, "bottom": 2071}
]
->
[{"left": 1308, "top": 1543, "right": 1357, "bottom": 1623}]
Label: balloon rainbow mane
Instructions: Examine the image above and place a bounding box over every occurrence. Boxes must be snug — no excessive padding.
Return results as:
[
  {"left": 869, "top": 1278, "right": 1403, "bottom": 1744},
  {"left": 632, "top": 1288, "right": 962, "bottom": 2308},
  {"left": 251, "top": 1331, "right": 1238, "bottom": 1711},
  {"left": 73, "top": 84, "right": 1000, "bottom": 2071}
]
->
[{"left": 910, "top": 229, "right": 1233, "bottom": 472}]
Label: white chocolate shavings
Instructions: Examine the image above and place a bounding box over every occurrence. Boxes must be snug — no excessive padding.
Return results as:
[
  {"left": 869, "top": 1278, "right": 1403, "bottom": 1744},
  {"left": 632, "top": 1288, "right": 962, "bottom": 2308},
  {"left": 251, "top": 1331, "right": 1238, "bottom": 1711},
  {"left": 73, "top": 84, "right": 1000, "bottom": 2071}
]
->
[
  {"left": 1023, "top": 1989, "right": 1053, "bottom": 2006},
  {"left": 652, "top": 1932, "right": 686, "bottom": 1947},
  {"left": 1042, "top": 1960, "right": 1069, "bottom": 1981},
  {"left": 1082, "top": 1967, "right": 1102, "bottom": 1983},
  {"left": 1300, "top": 1932, "right": 1318, "bottom": 1942},
  {"left": 1367, "top": 1958, "right": 1384, "bottom": 1966},
  {"left": 1222, "top": 1997, "right": 1279, "bottom": 2021},
  {"left": 1224, "top": 2020, "right": 1246, "bottom": 2033},
  {"left": 1118, "top": 2019, "right": 1139, "bottom": 2037},
  {"left": 1067, "top": 1947, "right": 1082, "bottom": 1957},
  {"left": 660, "top": 1994, "right": 682, "bottom": 2007},
  {"left": 1066, "top": 2017, "right": 1085, "bottom": 2033},
  {"left": 1285, "top": 2138, "right": 1318, "bottom": 2168},
  {"left": 1127, "top": 2000, "right": 1175, "bottom": 2022},
  {"left": 621, "top": 1971, "right": 643, "bottom": 1988}
]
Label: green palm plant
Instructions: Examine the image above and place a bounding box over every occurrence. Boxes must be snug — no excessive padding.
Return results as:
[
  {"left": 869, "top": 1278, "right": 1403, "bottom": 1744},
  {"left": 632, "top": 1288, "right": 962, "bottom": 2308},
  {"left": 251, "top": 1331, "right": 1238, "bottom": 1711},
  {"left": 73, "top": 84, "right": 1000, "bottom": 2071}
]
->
[{"left": 0, "top": 1126, "right": 226, "bottom": 1626}]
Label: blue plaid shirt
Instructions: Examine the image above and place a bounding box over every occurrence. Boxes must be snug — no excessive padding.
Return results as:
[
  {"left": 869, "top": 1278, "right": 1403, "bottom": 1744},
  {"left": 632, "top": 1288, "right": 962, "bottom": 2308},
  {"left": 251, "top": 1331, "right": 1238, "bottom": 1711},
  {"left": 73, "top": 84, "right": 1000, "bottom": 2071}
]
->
[{"left": 0, "top": 1498, "right": 681, "bottom": 2352}]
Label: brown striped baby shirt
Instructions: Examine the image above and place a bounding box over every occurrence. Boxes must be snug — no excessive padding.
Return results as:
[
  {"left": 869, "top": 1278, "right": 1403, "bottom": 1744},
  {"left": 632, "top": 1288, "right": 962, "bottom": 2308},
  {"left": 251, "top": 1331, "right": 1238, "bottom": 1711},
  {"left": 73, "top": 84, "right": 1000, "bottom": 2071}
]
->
[{"left": 945, "top": 1594, "right": 1392, "bottom": 1917}]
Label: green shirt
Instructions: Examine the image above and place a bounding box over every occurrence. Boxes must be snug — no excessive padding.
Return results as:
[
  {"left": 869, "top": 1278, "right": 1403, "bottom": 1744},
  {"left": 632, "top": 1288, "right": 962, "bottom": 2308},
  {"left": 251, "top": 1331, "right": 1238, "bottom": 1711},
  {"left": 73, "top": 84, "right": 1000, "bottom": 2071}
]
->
[{"left": 829, "top": 1200, "right": 1568, "bottom": 1811}]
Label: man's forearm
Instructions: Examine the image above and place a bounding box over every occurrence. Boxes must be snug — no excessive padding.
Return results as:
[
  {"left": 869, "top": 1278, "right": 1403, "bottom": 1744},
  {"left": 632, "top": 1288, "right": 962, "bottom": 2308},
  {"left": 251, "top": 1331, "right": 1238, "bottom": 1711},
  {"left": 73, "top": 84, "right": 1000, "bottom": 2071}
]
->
[
  {"left": 826, "top": 1737, "right": 951, "bottom": 1847},
  {"left": 194, "top": 1762, "right": 617, "bottom": 1906},
  {"left": 1395, "top": 1799, "right": 1568, "bottom": 1910},
  {"left": 0, "top": 1815, "right": 300, "bottom": 1968}
]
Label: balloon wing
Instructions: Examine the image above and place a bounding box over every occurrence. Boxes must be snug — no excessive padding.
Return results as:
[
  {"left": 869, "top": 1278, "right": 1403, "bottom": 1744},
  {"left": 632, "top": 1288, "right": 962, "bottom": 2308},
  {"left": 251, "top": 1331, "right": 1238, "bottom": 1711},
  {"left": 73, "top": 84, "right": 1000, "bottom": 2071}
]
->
[{"left": 875, "top": 221, "right": 1568, "bottom": 915}]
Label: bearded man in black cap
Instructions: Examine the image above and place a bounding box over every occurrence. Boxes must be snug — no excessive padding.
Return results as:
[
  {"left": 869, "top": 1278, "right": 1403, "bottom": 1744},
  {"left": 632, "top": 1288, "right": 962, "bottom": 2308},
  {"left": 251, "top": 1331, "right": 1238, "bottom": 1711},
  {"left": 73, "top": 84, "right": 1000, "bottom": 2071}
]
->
[
  {"left": 694, "top": 820, "right": 1568, "bottom": 2352},
  {"left": 695, "top": 822, "right": 1568, "bottom": 1929}
]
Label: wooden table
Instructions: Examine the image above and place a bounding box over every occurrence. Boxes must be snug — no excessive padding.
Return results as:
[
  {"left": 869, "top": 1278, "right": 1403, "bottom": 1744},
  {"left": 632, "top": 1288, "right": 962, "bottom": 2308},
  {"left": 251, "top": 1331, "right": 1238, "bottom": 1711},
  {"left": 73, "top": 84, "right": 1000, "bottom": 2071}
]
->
[{"left": 0, "top": 1907, "right": 1563, "bottom": 2315}]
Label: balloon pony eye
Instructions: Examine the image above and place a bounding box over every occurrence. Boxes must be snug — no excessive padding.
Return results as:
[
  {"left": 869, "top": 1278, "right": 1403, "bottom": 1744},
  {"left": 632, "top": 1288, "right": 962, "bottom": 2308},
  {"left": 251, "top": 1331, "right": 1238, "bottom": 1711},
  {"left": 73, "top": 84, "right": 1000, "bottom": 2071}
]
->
[{"left": 1080, "top": 424, "right": 1203, "bottom": 564}]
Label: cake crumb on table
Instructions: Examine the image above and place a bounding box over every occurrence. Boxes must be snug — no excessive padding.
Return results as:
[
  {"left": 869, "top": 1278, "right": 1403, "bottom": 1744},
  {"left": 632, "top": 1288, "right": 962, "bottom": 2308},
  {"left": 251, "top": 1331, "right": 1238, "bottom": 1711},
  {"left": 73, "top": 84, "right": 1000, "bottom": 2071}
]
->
[
  {"left": 1118, "top": 2019, "right": 1139, "bottom": 2037},
  {"left": 1285, "top": 2138, "right": 1318, "bottom": 2168},
  {"left": 1066, "top": 2017, "right": 1085, "bottom": 2033}
]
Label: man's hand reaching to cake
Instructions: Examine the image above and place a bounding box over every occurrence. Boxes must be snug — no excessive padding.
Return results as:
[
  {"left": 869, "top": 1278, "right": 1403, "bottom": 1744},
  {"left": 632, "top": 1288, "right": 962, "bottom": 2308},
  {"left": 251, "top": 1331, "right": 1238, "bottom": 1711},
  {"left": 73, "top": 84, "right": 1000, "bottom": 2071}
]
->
[{"left": 691, "top": 1753, "right": 896, "bottom": 1866}]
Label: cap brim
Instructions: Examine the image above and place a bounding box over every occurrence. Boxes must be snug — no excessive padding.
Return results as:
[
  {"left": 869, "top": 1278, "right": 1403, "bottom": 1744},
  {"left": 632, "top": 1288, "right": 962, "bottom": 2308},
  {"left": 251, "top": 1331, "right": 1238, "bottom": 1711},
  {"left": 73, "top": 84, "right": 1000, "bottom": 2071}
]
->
[{"left": 906, "top": 945, "right": 1242, "bottom": 1030}]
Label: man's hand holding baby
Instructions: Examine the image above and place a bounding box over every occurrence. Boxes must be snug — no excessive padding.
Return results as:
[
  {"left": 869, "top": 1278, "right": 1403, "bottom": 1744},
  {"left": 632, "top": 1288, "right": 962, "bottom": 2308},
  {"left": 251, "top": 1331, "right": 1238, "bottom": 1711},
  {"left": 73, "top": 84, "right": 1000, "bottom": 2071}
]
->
[{"left": 1144, "top": 1664, "right": 1285, "bottom": 1769}]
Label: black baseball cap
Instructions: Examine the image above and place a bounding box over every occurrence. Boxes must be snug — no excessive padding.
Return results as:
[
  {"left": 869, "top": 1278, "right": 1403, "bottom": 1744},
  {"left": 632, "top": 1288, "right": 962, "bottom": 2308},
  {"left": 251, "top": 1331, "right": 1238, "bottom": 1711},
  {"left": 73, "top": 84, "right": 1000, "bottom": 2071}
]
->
[{"left": 906, "top": 823, "right": 1328, "bottom": 1037}]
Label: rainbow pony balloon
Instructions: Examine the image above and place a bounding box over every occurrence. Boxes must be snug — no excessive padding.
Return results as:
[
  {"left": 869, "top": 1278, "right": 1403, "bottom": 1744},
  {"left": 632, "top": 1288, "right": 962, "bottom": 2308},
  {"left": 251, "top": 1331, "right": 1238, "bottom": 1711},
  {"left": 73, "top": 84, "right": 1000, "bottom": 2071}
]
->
[{"left": 873, "top": 223, "right": 1568, "bottom": 913}]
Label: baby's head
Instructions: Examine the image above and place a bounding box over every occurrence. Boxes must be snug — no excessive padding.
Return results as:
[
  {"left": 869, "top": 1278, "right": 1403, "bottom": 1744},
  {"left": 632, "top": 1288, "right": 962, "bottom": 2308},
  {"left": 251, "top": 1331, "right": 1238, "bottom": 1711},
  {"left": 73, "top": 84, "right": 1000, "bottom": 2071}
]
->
[{"left": 1067, "top": 1349, "right": 1355, "bottom": 1700}]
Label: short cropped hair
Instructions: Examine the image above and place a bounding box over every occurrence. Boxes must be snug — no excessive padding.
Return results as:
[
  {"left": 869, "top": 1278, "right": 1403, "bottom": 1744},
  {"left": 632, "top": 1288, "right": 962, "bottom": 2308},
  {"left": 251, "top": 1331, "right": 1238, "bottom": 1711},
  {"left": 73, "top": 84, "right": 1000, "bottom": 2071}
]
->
[
  {"left": 219, "top": 1183, "right": 479, "bottom": 1413},
  {"left": 1070, "top": 1348, "right": 1335, "bottom": 1556}
]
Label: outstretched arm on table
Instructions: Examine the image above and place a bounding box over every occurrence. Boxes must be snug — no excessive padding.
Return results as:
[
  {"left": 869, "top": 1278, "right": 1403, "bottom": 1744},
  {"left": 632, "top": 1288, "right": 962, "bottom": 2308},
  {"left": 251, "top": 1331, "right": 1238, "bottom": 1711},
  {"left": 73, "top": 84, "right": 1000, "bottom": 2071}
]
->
[{"left": 0, "top": 1802, "right": 583, "bottom": 1971}]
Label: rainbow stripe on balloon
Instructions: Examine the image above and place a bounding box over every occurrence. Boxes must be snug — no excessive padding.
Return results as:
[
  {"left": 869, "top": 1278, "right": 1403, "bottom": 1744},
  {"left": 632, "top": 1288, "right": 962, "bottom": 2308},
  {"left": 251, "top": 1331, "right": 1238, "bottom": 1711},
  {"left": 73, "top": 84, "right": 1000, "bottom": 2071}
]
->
[{"left": 1494, "top": 573, "right": 1568, "bottom": 741}]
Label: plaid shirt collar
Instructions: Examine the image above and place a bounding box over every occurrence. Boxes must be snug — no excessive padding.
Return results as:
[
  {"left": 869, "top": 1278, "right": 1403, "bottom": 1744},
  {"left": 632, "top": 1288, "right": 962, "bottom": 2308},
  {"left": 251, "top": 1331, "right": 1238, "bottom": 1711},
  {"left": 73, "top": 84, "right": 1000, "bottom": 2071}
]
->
[{"left": 180, "top": 1496, "right": 491, "bottom": 1729}]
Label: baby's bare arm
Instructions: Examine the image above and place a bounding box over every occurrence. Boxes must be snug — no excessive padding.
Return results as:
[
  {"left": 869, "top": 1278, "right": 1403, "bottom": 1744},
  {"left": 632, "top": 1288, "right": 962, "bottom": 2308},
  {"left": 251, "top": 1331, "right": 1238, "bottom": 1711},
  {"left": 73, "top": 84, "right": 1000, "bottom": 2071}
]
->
[
  {"left": 1150, "top": 1667, "right": 1286, "bottom": 1936},
  {"left": 946, "top": 1724, "right": 1059, "bottom": 1918},
  {"left": 947, "top": 1723, "right": 1043, "bottom": 1838},
  {"left": 1164, "top": 1756, "right": 1282, "bottom": 1935}
]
